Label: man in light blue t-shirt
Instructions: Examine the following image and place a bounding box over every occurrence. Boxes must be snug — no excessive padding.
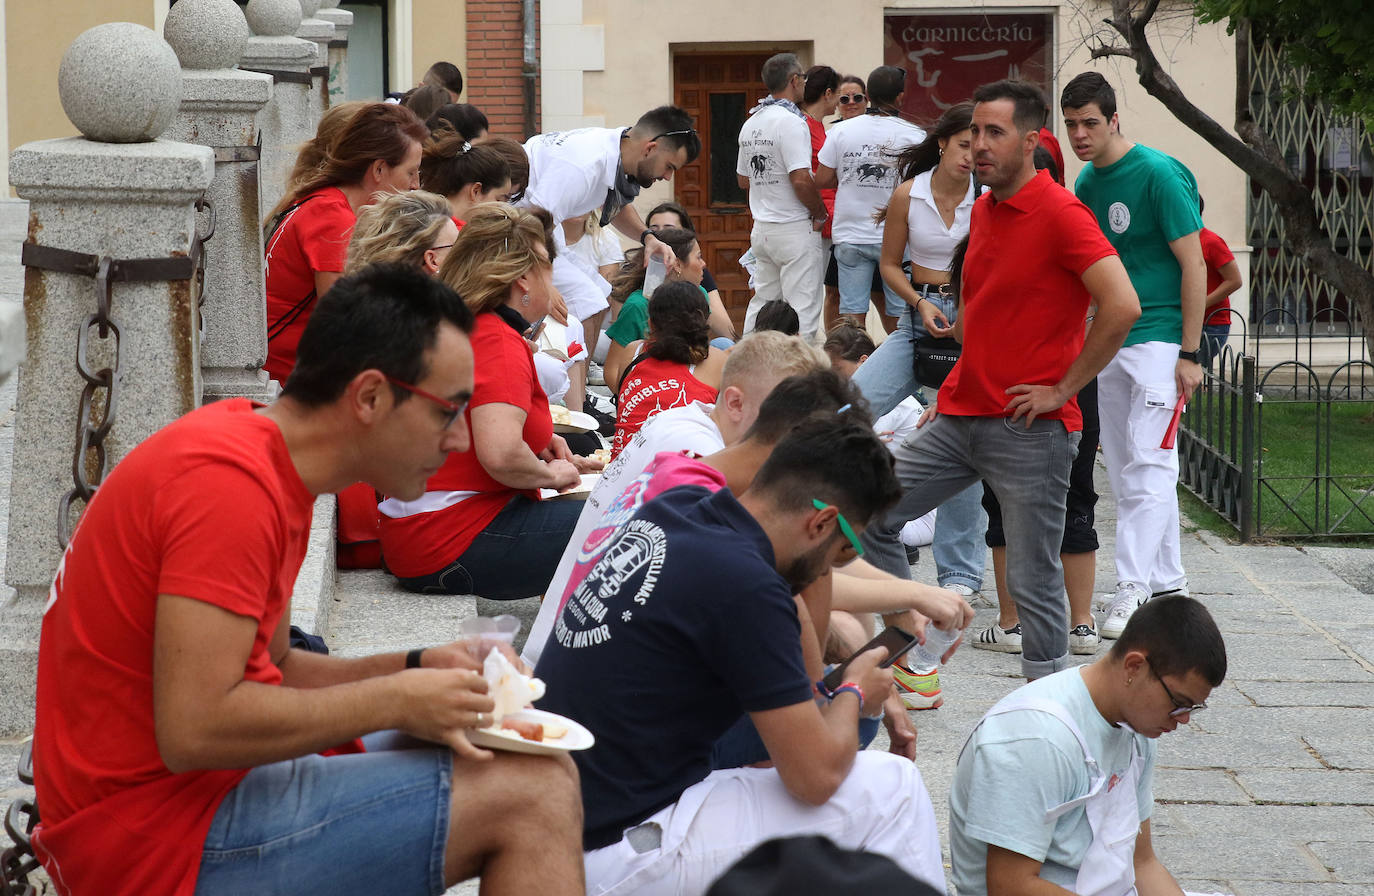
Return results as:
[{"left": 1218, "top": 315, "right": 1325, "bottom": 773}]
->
[{"left": 950, "top": 595, "right": 1226, "bottom": 896}]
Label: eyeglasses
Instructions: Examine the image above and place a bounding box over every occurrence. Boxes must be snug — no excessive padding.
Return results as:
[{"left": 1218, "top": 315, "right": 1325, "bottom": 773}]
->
[
  {"left": 430, "top": 243, "right": 454, "bottom": 252},
  {"left": 1146, "top": 656, "right": 1207, "bottom": 718},
  {"left": 792, "top": 71, "right": 808, "bottom": 83},
  {"left": 384, "top": 375, "right": 467, "bottom": 429},
  {"left": 838, "top": 93, "right": 866, "bottom": 105},
  {"left": 812, "top": 498, "right": 864, "bottom": 557}
]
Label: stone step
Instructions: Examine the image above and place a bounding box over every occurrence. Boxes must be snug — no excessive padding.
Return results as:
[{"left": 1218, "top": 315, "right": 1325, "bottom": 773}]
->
[
  {"left": 325, "top": 568, "right": 477, "bottom": 657},
  {"left": 289, "top": 495, "right": 338, "bottom": 638}
]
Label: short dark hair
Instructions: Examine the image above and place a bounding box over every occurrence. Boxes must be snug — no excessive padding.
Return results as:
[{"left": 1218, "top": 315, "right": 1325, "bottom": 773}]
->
[
  {"left": 423, "top": 61, "right": 463, "bottom": 97},
  {"left": 1110, "top": 595, "right": 1227, "bottom": 686},
  {"left": 867, "top": 65, "right": 907, "bottom": 106},
  {"left": 752, "top": 299, "right": 799, "bottom": 336},
  {"left": 1060, "top": 71, "right": 1116, "bottom": 119},
  {"left": 750, "top": 417, "right": 900, "bottom": 528},
  {"left": 839, "top": 74, "right": 866, "bottom": 94},
  {"left": 426, "top": 103, "right": 490, "bottom": 142},
  {"left": 635, "top": 105, "right": 701, "bottom": 163},
  {"left": 1032, "top": 145, "right": 1061, "bottom": 184},
  {"left": 803, "top": 65, "right": 840, "bottom": 104},
  {"left": 742, "top": 369, "right": 874, "bottom": 444},
  {"left": 762, "top": 53, "right": 802, "bottom": 93},
  {"left": 972, "top": 79, "right": 1049, "bottom": 135},
  {"left": 283, "top": 263, "right": 474, "bottom": 406}
]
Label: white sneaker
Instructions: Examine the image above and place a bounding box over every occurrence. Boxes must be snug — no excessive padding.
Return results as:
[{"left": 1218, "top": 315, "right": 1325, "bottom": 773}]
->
[
  {"left": 1150, "top": 584, "right": 1189, "bottom": 599},
  {"left": 945, "top": 582, "right": 995, "bottom": 608},
  {"left": 1069, "top": 624, "right": 1100, "bottom": 654},
  {"left": 972, "top": 623, "right": 1022, "bottom": 653},
  {"left": 1100, "top": 582, "right": 1149, "bottom": 639}
]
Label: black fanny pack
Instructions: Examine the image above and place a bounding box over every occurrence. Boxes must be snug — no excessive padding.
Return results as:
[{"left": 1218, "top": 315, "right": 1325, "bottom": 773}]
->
[{"left": 912, "top": 334, "right": 961, "bottom": 388}]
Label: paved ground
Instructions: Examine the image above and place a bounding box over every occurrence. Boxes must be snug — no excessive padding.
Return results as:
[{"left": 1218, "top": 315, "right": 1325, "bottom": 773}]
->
[{"left": 2, "top": 330, "right": 1372, "bottom": 893}]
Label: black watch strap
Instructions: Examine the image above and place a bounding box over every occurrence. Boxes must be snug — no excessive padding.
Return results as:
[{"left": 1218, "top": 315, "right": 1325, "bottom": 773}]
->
[
  {"left": 405, "top": 648, "right": 424, "bottom": 669},
  {"left": 1178, "top": 349, "right": 1199, "bottom": 363},
  {"left": 639, "top": 228, "right": 653, "bottom": 245}
]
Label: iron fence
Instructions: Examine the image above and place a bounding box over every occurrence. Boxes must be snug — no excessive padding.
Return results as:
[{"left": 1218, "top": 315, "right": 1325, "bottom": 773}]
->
[{"left": 1180, "top": 313, "right": 1374, "bottom": 541}]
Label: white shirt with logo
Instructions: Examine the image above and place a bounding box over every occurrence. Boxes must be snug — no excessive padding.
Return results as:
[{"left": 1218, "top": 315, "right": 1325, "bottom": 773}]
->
[
  {"left": 818, "top": 114, "right": 926, "bottom": 245},
  {"left": 736, "top": 105, "right": 814, "bottom": 224},
  {"left": 521, "top": 127, "right": 624, "bottom": 230}
]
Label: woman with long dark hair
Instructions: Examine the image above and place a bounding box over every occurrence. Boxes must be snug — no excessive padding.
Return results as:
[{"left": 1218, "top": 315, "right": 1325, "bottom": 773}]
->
[
  {"left": 611, "top": 280, "right": 726, "bottom": 457},
  {"left": 602, "top": 226, "right": 707, "bottom": 389},
  {"left": 264, "top": 102, "right": 428, "bottom": 382},
  {"left": 850, "top": 100, "right": 990, "bottom": 609}
]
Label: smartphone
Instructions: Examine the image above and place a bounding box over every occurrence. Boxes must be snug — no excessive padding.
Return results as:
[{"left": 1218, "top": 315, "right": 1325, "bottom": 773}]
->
[
  {"left": 820, "top": 625, "right": 920, "bottom": 694},
  {"left": 525, "top": 317, "right": 547, "bottom": 342}
]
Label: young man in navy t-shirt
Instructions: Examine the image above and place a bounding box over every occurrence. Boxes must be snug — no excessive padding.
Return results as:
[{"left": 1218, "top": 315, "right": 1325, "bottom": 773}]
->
[{"left": 537, "top": 417, "right": 946, "bottom": 894}]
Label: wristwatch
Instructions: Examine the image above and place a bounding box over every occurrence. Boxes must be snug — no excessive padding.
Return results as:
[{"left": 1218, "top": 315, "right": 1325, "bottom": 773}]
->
[
  {"left": 639, "top": 228, "right": 653, "bottom": 245},
  {"left": 1178, "top": 349, "right": 1199, "bottom": 363}
]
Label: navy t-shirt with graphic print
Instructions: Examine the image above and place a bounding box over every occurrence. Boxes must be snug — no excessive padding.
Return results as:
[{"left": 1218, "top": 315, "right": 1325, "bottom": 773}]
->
[{"left": 535, "top": 485, "right": 813, "bottom": 851}]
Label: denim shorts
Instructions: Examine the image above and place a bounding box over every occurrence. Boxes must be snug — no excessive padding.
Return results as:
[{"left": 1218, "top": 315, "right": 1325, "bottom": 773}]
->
[{"left": 196, "top": 732, "right": 452, "bottom": 896}]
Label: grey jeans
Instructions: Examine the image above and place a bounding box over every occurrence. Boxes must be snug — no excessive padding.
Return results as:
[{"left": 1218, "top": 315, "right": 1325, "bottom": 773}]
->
[{"left": 860, "top": 413, "right": 1080, "bottom": 679}]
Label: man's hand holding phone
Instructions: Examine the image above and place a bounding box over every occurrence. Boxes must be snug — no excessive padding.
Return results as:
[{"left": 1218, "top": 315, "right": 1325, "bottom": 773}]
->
[{"left": 840, "top": 646, "right": 895, "bottom": 717}]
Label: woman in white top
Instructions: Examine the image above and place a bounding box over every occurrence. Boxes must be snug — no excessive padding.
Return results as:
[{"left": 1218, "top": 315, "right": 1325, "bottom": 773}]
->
[{"left": 849, "top": 101, "right": 989, "bottom": 601}]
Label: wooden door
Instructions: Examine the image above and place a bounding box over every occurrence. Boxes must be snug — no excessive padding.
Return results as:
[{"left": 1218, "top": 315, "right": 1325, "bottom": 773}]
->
[{"left": 672, "top": 52, "right": 780, "bottom": 330}]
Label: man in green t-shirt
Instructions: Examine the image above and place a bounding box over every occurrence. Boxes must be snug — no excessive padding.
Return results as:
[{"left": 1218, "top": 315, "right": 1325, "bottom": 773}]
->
[{"left": 1062, "top": 72, "right": 1206, "bottom": 642}]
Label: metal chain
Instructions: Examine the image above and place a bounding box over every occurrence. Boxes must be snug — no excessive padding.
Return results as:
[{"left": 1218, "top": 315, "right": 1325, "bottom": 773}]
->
[
  {"left": 57, "top": 257, "right": 123, "bottom": 548},
  {"left": 193, "top": 195, "right": 216, "bottom": 310}
]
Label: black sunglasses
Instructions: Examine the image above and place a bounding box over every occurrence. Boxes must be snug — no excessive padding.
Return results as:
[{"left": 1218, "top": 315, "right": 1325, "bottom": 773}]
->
[{"left": 838, "top": 93, "right": 866, "bottom": 104}]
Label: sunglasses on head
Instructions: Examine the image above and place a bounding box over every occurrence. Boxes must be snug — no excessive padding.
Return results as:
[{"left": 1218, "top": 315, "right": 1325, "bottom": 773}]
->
[{"left": 838, "top": 93, "right": 866, "bottom": 105}]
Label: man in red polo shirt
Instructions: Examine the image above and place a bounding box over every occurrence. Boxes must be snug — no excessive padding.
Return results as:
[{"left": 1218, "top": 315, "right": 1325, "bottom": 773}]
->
[{"left": 857, "top": 80, "right": 1140, "bottom": 680}]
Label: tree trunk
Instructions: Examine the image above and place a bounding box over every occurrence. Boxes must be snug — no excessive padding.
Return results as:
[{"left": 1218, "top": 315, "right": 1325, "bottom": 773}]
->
[{"left": 1094, "top": 2, "right": 1374, "bottom": 361}]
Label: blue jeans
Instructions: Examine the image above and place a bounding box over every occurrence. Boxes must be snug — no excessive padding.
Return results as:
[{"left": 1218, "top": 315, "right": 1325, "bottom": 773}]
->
[
  {"left": 859, "top": 414, "right": 1080, "bottom": 679},
  {"left": 834, "top": 242, "right": 905, "bottom": 317},
  {"left": 1199, "top": 322, "right": 1230, "bottom": 369},
  {"left": 197, "top": 732, "right": 451, "bottom": 896},
  {"left": 851, "top": 303, "right": 987, "bottom": 590},
  {"left": 398, "top": 495, "right": 586, "bottom": 599}
]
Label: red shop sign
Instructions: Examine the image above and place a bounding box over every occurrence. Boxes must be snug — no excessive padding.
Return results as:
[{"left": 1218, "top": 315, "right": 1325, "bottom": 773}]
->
[{"left": 883, "top": 12, "right": 1054, "bottom": 126}]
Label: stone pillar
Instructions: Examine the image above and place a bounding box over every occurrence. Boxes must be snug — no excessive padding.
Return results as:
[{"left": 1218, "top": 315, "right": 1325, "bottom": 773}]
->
[
  {"left": 296, "top": 1, "right": 336, "bottom": 116},
  {"left": 241, "top": 0, "right": 316, "bottom": 224},
  {"left": 164, "top": 0, "right": 277, "bottom": 403},
  {"left": 316, "top": 0, "right": 352, "bottom": 106},
  {"left": 4, "top": 24, "right": 214, "bottom": 730}
]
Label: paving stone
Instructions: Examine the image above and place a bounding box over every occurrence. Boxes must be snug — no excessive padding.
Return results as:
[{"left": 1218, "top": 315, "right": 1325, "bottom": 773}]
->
[
  {"left": 1302, "top": 729, "right": 1374, "bottom": 770},
  {"left": 1234, "top": 769, "right": 1374, "bottom": 806},
  {"left": 1306, "top": 841, "right": 1374, "bottom": 884},
  {"left": 1232, "top": 884, "right": 1374, "bottom": 896},
  {"left": 1154, "top": 768, "right": 1254, "bottom": 805},
  {"left": 1233, "top": 681, "right": 1374, "bottom": 708}
]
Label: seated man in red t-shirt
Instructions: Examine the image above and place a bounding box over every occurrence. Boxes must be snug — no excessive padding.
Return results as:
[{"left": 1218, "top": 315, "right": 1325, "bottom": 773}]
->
[{"left": 31, "top": 264, "right": 583, "bottom": 896}]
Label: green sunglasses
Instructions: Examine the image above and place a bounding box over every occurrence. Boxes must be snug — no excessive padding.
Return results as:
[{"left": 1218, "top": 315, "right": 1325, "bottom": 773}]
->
[{"left": 812, "top": 498, "right": 865, "bottom": 557}]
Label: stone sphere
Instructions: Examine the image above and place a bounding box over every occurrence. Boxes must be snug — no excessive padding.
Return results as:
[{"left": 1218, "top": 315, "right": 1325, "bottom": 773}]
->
[
  {"left": 298, "top": 0, "right": 322, "bottom": 18},
  {"left": 58, "top": 23, "right": 182, "bottom": 143},
  {"left": 164, "top": 0, "right": 250, "bottom": 70},
  {"left": 245, "top": 0, "right": 302, "bottom": 36}
]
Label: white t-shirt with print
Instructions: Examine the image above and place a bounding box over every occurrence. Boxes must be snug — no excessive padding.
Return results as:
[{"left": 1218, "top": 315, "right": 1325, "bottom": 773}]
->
[
  {"left": 737, "top": 105, "right": 814, "bottom": 224},
  {"left": 817, "top": 114, "right": 926, "bottom": 245},
  {"left": 521, "top": 127, "right": 623, "bottom": 232},
  {"left": 522, "top": 401, "right": 724, "bottom": 666}
]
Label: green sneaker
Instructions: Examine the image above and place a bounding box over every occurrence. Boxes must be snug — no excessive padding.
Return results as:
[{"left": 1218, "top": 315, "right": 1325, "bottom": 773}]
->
[{"left": 892, "top": 664, "right": 943, "bottom": 710}]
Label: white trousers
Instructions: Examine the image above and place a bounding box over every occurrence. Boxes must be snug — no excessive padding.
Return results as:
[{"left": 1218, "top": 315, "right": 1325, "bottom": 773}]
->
[
  {"left": 583, "top": 752, "right": 946, "bottom": 895},
  {"left": 1097, "top": 341, "right": 1186, "bottom": 593},
  {"left": 553, "top": 251, "right": 611, "bottom": 321},
  {"left": 743, "top": 219, "right": 825, "bottom": 341}
]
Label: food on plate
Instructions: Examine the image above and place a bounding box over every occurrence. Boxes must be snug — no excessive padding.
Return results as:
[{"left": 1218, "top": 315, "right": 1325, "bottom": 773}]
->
[
  {"left": 549, "top": 405, "right": 574, "bottom": 426},
  {"left": 480, "top": 649, "right": 565, "bottom": 742},
  {"left": 591, "top": 447, "right": 610, "bottom": 465}
]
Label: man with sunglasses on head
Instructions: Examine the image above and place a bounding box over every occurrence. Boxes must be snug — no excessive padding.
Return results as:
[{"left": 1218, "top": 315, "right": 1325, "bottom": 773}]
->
[
  {"left": 520, "top": 106, "right": 702, "bottom": 363},
  {"left": 31, "top": 264, "right": 585, "bottom": 896},
  {"left": 950, "top": 595, "right": 1226, "bottom": 896},
  {"left": 537, "top": 417, "right": 947, "bottom": 895},
  {"left": 737, "top": 52, "right": 832, "bottom": 341}
]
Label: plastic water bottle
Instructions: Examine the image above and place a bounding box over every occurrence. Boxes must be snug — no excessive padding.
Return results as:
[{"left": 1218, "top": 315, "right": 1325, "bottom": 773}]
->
[
  {"left": 908, "top": 623, "right": 961, "bottom": 670},
  {"left": 643, "top": 256, "right": 667, "bottom": 297}
]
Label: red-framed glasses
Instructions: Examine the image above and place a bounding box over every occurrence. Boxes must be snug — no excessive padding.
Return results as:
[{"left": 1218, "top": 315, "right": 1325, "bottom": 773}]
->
[{"left": 384, "top": 375, "right": 467, "bottom": 429}]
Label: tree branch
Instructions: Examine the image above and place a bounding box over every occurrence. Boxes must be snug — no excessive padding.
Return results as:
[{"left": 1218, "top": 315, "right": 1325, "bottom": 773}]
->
[{"left": 1089, "top": 44, "right": 1137, "bottom": 60}]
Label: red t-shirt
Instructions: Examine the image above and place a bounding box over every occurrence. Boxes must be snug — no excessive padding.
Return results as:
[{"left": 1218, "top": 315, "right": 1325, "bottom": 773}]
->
[
  {"left": 1200, "top": 227, "right": 1236, "bottom": 326},
  {"left": 379, "top": 311, "right": 554, "bottom": 577},
  {"left": 937, "top": 170, "right": 1118, "bottom": 433},
  {"left": 264, "top": 186, "right": 355, "bottom": 382},
  {"left": 806, "top": 115, "right": 836, "bottom": 239},
  {"left": 612, "top": 356, "right": 719, "bottom": 457},
  {"left": 32, "top": 400, "right": 317, "bottom": 896}
]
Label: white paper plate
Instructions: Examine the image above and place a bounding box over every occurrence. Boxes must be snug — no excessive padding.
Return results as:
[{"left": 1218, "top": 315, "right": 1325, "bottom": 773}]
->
[
  {"left": 552, "top": 410, "right": 599, "bottom": 433},
  {"left": 540, "top": 472, "right": 599, "bottom": 501},
  {"left": 468, "top": 708, "right": 595, "bottom": 756}
]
